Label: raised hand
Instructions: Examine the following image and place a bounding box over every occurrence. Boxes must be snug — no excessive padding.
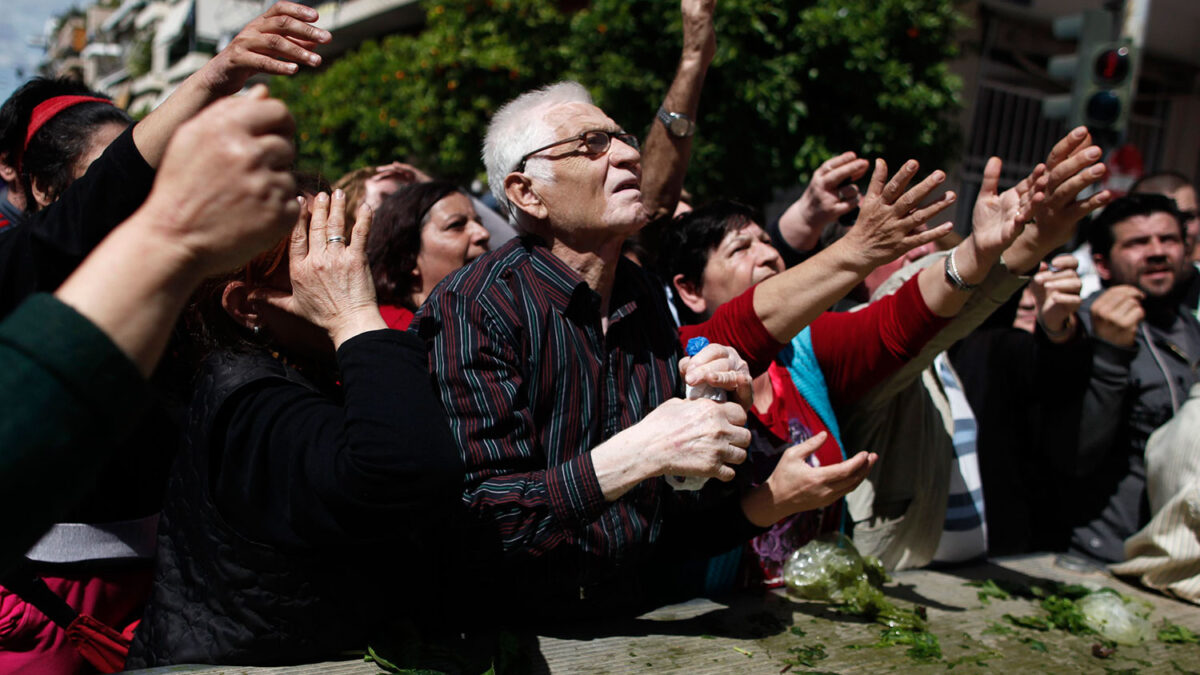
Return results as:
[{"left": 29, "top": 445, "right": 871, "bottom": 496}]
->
[
  {"left": 951, "top": 156, "right": 1029, "bottom": 282},
  {"left": 681, "top": 0, "right": 717, "bottom": 67},
  {"left": 838, "top": 158, "right": 957, "bottom": 272},
  {"left": 141, "top": 85, "right": 297, "bottom": 274},
  {"left": 778, "top": 152, "right": 872, "bottom": 251},
  {"left": 741, "top": 432, "right": 877, "bottom": 526},
  {"left": 1032, "top": 254, "right": 1082, "bottom": 341},
  {"left": 970, "top": 157, "right": 1028, "bottom": 258},
  {"left": 374, "top": 161, "right": 432, "bottom": 185},
  {"left": 253, "top": 190, "right": 386, "bottom": 348},
  {"left": 1028, "top": 128, "right": 1112, "bottom": 248},
  {"left": 198, "top": 1, "right": 333, "bottom": 97},
  {"left": 1090, "top": 285, "right": 1145, "bottom": 348}
]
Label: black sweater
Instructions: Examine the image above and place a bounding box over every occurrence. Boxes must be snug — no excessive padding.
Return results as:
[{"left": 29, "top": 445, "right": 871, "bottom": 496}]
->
[
  {"left": 129, "top": 328, "right": 464, "bottom": 666},
  {"left": 0, "top": 124, "right": 154, "bottom": 319}
]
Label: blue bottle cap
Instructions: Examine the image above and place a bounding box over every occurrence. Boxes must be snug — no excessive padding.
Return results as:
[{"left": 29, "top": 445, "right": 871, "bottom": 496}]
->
[{"left": 686, "top": 336, "right": 710, "bottom": 357}]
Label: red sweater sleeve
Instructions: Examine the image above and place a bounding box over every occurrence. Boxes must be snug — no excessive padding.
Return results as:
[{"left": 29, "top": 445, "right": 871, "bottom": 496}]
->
[
  {"left": 679, "top": 284, "right": 784, "bottom": 377},
  {"left": 810, "top": 274, "right": 950, "bottom": 407}
]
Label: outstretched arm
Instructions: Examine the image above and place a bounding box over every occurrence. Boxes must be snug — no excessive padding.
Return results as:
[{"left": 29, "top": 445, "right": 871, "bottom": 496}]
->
[
  {"left": 0, "top": 87, "right": 297, "bottom": 574},
  {"left": 640, "top": 0, "right": 716, "bottom": 220},
  {"left": 752, "top": 158, "right": 956, "bottom": 342},
  {"left": 55, "top": 87, "right": 298, "bottom": 375}
]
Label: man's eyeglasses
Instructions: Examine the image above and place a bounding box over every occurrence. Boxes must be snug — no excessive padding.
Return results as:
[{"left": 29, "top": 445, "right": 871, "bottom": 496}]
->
[{"left": 514, "top": 129, "right": 639, "bottom": 173}]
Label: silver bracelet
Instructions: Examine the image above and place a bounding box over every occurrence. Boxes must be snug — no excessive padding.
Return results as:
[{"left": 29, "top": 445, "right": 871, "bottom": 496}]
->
[{"left": 943, "top": 247, "right": 978, "bottom": 291}]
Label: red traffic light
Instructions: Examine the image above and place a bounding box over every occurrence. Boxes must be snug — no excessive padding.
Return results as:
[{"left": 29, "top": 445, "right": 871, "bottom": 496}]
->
[{"left": 1094, "top": 46, "right": 1130, "bottom": 84}]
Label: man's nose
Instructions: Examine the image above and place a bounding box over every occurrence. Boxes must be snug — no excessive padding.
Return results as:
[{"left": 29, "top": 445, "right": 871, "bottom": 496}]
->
[{"left": 609, "top": 136, "right": 640, "bottom": 168}]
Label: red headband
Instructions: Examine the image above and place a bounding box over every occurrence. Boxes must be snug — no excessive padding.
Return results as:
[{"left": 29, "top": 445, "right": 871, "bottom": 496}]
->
[{"left": 24, "top": 95, "right": 113, "bottom": 151}]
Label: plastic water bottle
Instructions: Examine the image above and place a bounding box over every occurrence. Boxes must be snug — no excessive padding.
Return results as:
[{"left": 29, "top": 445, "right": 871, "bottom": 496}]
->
[{"left": 666, "top": 337, "right": 726, "bottom": 491}]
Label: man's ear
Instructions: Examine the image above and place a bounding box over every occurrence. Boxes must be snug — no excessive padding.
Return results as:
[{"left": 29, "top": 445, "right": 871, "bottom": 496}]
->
[
  {"left": 1093, "top": 252, "right": 1112, "bottom": 282},
  {"left": 30, "top": 176, "right": 53, "bottom": 209},
  {"left": 221, "top": 281, "right": 261, "bottom": 330},
  {"left": 672, "top": 274, "right": 708, "bottom": 317},
  {"left": 504, "top": 173, "right": 548, "bottom": 222}
]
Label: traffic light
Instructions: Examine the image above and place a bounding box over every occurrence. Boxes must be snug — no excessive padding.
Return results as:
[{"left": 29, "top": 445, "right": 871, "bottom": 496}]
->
[{"left": 1043, "top": 10, "right": 1138, "bottom": 142}]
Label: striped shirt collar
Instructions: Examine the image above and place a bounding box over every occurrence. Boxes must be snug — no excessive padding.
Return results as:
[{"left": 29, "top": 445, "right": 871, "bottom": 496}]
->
[{"left": 518, "top": 235, "right": 646, "bottom": 328}]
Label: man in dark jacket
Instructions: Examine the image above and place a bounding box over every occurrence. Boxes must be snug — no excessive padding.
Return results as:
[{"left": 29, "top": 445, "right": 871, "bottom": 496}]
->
[{"left": 1064, "top": 194, "right": 1200, "bottom": 563}]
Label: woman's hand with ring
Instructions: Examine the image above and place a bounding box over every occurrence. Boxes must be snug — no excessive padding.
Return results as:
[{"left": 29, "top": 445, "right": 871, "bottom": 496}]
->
[{"left": 252, "top": 190, "right": 387, "bottom": 348}]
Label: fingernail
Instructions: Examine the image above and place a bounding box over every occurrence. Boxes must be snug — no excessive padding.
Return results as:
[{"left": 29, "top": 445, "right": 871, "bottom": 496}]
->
[
  {"left": 1086, "top": 147, "right": 1101, "bottom": 159},
  {"left": 1091, "top": 165, "right": 1105, "bottom": 176},
  {"left": 932, "top": 170, "right": 945, "bottom": 182},
  {"left": 333, "top": 188, "right": 344, "bottom": 200},
  {"left": 945, "top": 191, "right": 956, "bottom": 202},
  {"left": 316, "top": 192, "right": 329, "bottom": 203},
  {"left": 1072, "top": 127, "right": 1087, "bottom": 138}
]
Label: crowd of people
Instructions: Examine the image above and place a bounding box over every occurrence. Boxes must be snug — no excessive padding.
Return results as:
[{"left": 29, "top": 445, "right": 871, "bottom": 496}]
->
[{"left": 0, "top": 0, "right": 1196, "bottom": 672}]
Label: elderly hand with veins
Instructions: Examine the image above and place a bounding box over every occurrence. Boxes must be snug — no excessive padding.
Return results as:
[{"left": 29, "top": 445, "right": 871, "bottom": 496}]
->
[
  {"left": 253, "top": 190, "right": 387, "bottom": 349},
  {"left": 680, "top": 341, "right": 754, "bottom": 410}
]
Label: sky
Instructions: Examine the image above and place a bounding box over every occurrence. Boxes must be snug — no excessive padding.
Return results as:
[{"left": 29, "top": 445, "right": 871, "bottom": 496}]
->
[{"left": 0, "top": 0, "right": 86, "bottom": 101}]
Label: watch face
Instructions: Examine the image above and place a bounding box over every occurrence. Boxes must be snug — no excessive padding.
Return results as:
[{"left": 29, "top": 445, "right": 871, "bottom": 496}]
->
[{"left": 669, "top": 117, "right": 691, "bottom": 136}]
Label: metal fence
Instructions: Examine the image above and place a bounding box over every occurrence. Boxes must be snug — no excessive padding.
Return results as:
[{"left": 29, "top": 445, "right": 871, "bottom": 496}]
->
[{"left": 952, "top": 79, "right": 1169, "bottom": 233}]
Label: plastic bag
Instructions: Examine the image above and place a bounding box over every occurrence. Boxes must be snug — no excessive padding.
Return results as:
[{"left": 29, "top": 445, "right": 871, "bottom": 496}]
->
[
  {"left": 783, "top": 533, "right": 887, "bottom": 601},
  {"left": 1077, "top": 591, "right": 1153, "bottom": 645}
]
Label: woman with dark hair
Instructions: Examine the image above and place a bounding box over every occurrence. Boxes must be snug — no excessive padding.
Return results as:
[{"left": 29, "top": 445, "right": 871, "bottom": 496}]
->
[
  {"left": 368, "top": 180, "right": 490, "bottom": 329},
  {"left": 0, "top": 78, "right": 132, "bottom": 213},
  {"left": 0, "top": 78, "right": 131, "bottom": 229},
  {"left": 125, "top": 191, "right": 463, "bottom": 667}
]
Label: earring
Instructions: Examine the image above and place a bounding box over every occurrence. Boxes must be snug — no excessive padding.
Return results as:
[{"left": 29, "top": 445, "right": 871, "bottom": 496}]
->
[{"left": 252, "top": 325, "right": 262, "bottom": 337}]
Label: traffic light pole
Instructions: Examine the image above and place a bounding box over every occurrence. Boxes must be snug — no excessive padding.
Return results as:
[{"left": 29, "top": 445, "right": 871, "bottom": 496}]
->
[{"left": 1042, "top": 5, "right": 1143, "bottom": 148}]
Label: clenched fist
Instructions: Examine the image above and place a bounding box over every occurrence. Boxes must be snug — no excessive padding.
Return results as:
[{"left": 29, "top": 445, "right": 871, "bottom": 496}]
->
[{"left": 1090, "top": 285, "right": 1145, "bottom": 348}]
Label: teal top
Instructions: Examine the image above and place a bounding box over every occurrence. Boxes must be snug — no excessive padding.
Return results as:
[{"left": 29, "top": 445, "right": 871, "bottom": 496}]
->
[{"left": 779, "top": 326, "right": 844, "bottom": 454}]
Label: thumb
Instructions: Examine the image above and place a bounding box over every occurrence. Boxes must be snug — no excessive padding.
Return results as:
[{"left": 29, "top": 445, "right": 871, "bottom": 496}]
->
[
  {"left": 980, "top": 156, "right": 1002, "bottom": 197},
  {"left": 786, "top": 431, "right": 828, "bottom": 463},
  {"left": 245, "top": 83, "right": 270, "bottom": 99}
]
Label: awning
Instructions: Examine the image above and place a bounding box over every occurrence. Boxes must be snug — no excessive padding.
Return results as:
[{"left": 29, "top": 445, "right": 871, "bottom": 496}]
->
[
  {"left": 100, "top": 0, "right": 146, "bottom": 33},
  {"left": 153, "top": 0, "right": 194, "bottom": 47},
  {"left": 134, "top": 2, "right": 169, "bottom": 31}
]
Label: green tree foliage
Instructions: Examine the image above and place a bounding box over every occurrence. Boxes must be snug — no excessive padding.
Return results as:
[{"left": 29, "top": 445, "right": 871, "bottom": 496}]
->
[{"left": 274, "top": 0, "right": 965, "bottom": 206}]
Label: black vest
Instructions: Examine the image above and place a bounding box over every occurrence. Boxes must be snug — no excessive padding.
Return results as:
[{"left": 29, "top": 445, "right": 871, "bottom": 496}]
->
[{"left": 126, "top": 350, "right": 385, "bottom": 667}]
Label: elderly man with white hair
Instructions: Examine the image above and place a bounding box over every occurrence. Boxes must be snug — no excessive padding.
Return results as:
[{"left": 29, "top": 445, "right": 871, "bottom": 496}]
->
[{"left": 414, "top": 79, "right": 959, "bottom": 617}]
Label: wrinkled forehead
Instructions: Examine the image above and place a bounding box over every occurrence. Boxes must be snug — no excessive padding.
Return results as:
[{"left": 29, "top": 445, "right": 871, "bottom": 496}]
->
[
  {"left": 717, "top": 220, "right": 764, "bottom": 248},
  {"left": 541, "top": 102, "right": 619, "bottom": 138},
  {"left": 1114, "top": 212, "right": 1185, "bottom": 241}
]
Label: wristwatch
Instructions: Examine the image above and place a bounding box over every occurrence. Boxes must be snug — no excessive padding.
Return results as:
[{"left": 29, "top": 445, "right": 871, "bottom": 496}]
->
[{"left": 656, "top": 107, "right": 696, "bottom": 138}]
